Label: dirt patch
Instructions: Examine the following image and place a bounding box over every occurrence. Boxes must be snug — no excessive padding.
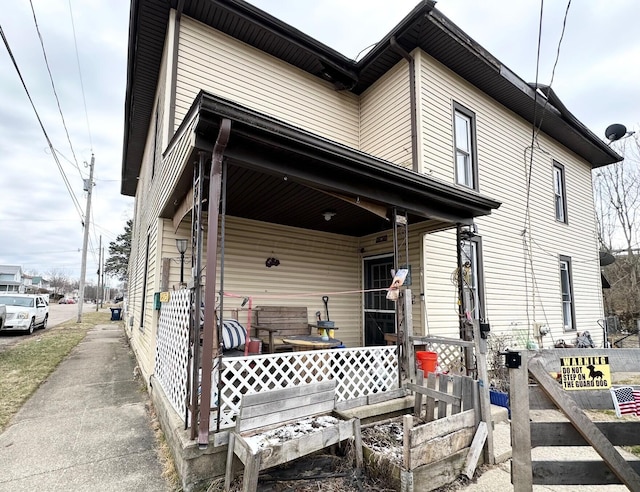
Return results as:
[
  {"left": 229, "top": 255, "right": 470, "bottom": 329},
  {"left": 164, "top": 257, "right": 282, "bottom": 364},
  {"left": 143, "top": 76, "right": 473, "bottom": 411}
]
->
[{"left": 207, "top": 449, "right": 395, "bottom": 492}]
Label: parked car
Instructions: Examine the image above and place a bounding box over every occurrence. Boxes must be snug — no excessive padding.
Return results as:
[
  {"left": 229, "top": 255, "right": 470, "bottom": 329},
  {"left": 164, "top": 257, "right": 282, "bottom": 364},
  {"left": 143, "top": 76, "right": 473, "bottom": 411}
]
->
[
  {"left": 0, "top": 304, "right": 5, "bottom": 331},
  {"left": 58, "top": 298, "right": 68, "bottom": 304},
  {"left": 0, "top": 294, "right": 49, "bottom": 334}
]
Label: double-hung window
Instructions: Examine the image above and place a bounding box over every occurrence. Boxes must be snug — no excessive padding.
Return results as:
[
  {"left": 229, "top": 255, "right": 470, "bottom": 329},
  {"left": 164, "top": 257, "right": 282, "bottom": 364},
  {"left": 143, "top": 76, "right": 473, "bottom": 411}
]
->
[
  {"left": 553, "top": 162, "right": 567, "bottom": 223},
  {"left": 453, "top": 103, "right": 478, "bottom": 190},
  {"left": 559, "top": 255, "right": 575, "bottom": 331}
]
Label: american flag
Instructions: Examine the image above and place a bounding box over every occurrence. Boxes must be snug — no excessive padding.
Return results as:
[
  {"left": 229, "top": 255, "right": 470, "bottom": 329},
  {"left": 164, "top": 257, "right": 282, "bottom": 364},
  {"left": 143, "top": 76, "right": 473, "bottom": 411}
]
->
[{"left": 611, "top": 386, "right": 640, "bottom": 416}]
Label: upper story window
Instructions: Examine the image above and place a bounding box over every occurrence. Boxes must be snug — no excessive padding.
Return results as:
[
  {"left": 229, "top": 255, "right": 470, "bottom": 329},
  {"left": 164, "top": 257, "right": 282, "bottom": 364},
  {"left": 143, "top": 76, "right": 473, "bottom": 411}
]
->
[
  {"left": 453, "top": 102, "right": 478, "bottom": 191},
  {"left": 553, "top": 161, "right": 567, "bottom": 223}
]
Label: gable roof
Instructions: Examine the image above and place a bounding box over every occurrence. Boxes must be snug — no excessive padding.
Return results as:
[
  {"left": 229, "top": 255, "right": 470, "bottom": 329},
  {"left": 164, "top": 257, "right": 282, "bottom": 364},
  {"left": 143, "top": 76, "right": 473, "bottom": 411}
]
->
[
  {"left": 0, "top": 265, "right": 22, "bottom": 275},
  {"left": 122, "top": 0, "right": 622, "bottom": 196}
]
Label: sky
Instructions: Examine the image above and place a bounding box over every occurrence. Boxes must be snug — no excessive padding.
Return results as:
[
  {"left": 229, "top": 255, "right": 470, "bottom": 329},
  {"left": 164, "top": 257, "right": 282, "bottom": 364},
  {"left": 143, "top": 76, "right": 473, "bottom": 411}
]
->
[{"left": 1, "top": 0, "right": 638, "bottom": 285}]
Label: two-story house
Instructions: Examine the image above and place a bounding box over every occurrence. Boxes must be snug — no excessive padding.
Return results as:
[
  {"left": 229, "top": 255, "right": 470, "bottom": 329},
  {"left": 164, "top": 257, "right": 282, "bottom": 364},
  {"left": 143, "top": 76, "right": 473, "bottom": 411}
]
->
[
  {"left": 122, "top": 0, "right": 620, "bottom": 382},
  {"left": 0, "top": 265, "right": 24, "bottom": 293}
]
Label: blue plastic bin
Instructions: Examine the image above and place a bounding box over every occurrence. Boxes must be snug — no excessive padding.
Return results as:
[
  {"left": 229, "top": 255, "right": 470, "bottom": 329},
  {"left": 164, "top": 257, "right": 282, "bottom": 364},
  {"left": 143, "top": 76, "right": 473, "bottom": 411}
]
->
[{"left": 110, "top": 307, "right": 122, "bottom": 321}]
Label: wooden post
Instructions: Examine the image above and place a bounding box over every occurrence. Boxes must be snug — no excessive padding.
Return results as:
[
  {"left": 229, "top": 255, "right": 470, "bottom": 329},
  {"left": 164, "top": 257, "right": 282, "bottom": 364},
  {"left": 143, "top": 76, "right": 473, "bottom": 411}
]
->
[
  {"left": 413, "top": 369, "right": 424, "bottom": 417},
  {"left": 161, "top": 258, "right": 170, "bottom": 291},
  {"left": 472, "top": 318, "right": 494, "bottom": 465},
  {"left": 403, "top": 288, "right": 416, "bottom": 386},
  {"left": 529, "top": 356, "right": 640, "bottom": 490},
  {"left": 510, "top": 351, "right": 532, "bottom": 491}
]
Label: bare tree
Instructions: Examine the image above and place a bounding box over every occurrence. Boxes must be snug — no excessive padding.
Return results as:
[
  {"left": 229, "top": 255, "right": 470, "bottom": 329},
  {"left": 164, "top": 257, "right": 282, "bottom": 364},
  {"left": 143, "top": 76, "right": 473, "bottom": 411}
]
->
[
  {"left": 595, "top": 132, "right": 640, "bottom": 331},
  {"left": 47, "top": 268, "right": 69, "bottom": 298}
]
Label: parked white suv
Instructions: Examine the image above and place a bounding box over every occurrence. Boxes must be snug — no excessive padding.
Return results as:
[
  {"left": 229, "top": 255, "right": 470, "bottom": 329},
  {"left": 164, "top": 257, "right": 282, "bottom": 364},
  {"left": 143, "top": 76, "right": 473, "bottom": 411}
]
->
[{"left": 0, "top": 294, "right": 49, "bottom": 334}]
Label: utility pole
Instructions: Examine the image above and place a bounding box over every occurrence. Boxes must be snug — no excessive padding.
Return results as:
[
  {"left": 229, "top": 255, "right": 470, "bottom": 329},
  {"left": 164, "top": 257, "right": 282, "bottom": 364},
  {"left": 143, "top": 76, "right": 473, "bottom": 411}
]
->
[
  {"left": 96, "top": 235, "right": 101, "bottom": 312},
  {"left": 101, "top": 245, "right": 105, "bottom": 307},
  {"left": 77, "top": 154, "right": 95, "bottom": 323}
]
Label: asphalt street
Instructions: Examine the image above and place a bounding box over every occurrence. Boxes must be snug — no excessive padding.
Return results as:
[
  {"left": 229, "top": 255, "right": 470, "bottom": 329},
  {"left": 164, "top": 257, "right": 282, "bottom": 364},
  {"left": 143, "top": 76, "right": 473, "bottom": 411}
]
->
[{"left": 0, "top": 302, "right": 95, "bottom": 352}]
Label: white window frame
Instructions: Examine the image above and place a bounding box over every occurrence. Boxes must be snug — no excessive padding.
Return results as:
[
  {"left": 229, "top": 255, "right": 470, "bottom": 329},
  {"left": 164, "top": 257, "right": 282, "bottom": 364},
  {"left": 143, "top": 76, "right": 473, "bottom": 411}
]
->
[
  {"left": 553, "top": 162, "right": 568, "bottom": 223},
  {"left": 460, "top": 237, "right": 485, "bottom": 321},
  {"left": 559, "top": 256, "right": 575, "bottom": 331},
  {"left": 453, "top": 102, "right": 478, "bottom": 190}
]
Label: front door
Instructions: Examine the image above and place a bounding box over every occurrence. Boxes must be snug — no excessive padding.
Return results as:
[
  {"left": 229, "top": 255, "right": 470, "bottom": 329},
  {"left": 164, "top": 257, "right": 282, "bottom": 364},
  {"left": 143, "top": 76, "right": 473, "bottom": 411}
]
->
[{"left": 364, "top": 255, "right": 395, "bottom": 346}]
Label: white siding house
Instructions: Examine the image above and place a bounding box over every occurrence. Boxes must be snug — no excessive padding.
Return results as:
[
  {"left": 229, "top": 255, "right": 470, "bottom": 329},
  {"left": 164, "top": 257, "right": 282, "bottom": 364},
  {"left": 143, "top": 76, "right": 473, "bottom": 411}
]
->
[{"left": 121, "top": 0, "right": 619, "bottom": 384}]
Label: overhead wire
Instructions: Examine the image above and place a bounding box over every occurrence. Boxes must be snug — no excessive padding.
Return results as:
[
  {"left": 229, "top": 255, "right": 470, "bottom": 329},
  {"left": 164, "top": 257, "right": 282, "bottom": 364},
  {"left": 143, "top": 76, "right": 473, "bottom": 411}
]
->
[
  {"left": 0, "top": 24, "right": 85, "bottom": 223},
  {"left": 522, "top": 0, "right": 546, "bottom": 338},
  {"left": 522, "top": 0, "right": 574, "bottom": 341},
  {"left": 533, "top": 0, "right": 572, "bottom": 139},
  {"left": 28, "top": 0, "right": 83, "bottom": 182},
  {"left": 68, "top": 0, "right": 93, "bottom": 152}
]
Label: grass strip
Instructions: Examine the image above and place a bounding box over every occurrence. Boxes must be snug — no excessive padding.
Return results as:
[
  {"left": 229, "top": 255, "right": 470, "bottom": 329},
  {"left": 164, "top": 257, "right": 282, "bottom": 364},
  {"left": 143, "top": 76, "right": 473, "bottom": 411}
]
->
[{"left": 0, "top": 311, "right": 110, "bottom": 432}]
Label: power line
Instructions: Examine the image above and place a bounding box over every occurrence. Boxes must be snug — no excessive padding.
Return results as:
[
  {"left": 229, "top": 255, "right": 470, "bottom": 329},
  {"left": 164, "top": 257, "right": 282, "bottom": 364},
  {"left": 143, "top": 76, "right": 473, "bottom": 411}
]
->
[
  {"left": 68, "top": 0, "right": 93, "bottom": 152},
  {"left": 28, "top": 0, "right": 82, "bottom": 182},
  {"left": 533, "top": 0, "right": 572, "bottom": 139},
  {"left": 0, "top": 24, "right": 85, "bottom": 223}
]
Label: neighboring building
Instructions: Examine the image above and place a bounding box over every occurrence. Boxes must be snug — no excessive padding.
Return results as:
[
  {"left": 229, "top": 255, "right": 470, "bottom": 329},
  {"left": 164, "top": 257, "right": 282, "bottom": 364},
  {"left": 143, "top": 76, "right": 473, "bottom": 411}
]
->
[
  {"left": 122, "top": 0, "right": 621, "bottom": 381},
  {"left": 28, "top": 276, "right": 50, "bottom": 292},
  {"left": 0, "top": 265, "right": 24, "bottom": 293}
]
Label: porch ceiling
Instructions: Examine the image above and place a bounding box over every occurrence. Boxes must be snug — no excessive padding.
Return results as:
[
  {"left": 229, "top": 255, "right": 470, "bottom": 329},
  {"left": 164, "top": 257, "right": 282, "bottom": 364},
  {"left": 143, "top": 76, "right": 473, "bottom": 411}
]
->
[{"left": 161, "top": 92, "right": 500, "bottom": 236}]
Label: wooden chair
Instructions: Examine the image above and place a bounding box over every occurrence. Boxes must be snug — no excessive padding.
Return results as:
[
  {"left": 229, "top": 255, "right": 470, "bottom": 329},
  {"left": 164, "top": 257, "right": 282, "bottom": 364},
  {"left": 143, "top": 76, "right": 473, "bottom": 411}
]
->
[
  {"left": 253, "top": 306, "right": 312, "bottom": 353},
  {"left": 224, "top": 381, "right": 363, "bottom": 491}
]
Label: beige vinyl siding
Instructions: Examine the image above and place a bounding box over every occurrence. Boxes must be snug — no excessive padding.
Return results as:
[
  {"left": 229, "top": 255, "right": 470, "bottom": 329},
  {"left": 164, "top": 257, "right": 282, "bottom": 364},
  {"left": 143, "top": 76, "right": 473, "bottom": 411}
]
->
[
  {"left": 358, "top": 221, "right": 448, "bottom": 337},
  {"left": 360, "top": 60, "right": 412, "bottom": 167},
  {"left": 175, "top": 16, "right": 359, "bottom": 148},
  {"left": 126, "top": 29, "right": 179, "bottom": 380},
  {"left": 166, "top": 216, "right": 362, "bottom": 347},
  {"left": 161, "top": 219, "right": 192, "bottom": 290},
  {"left": 423, "top": 230, "right": 458, "bottom": 335},
  {"left": 417, "top": 49, "right": 604, "bottom": 345}
]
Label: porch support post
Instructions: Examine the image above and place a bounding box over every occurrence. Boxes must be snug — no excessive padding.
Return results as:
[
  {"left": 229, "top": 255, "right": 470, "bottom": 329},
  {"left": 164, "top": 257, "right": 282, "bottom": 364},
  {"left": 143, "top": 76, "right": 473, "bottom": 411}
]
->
[
  {"left": 199, "top": 118, "right": 231, "bottom": 446},
  {"left": 457, "top": 224, "right": 474, "bottom": 374}
]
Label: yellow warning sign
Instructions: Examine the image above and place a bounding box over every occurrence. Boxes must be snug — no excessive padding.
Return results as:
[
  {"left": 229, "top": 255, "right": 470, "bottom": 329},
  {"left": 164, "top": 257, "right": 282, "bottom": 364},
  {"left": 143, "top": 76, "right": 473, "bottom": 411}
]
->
[
  {"left": 159, "top": 291, "right": 170, "bottom": 303},
  {"left": 560, "top": 356, "right": 611, "bottom": 391}
]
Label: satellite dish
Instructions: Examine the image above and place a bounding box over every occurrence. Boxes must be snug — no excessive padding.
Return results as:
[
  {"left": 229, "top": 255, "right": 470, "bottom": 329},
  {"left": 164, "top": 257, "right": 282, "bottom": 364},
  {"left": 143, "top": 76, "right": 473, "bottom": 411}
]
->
[
  {"left": 605, "top": 124, "right": 628, "bottom": 142},
  {"left": 599, "top": 251, "right": 616, "bottom": 266}
]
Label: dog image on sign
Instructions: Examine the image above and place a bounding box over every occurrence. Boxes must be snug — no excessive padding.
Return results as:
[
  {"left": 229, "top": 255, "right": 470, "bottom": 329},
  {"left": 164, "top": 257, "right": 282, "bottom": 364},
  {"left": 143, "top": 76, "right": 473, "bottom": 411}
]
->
[{"left": 560, "top": 356, "right": 611, "bottom": 391}]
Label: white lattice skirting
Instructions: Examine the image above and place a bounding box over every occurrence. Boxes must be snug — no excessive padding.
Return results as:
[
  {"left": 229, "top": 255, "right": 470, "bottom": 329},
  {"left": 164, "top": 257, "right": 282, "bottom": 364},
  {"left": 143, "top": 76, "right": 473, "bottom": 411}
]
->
[
  {"left": 155, "top": 297, "right": 399, "bottom": 430},
  {"left": 155, "top": 289, "right": 191, "bottom": 418},
  {"left": 215, "top": 346, "right": 398, "bottom": 429}
]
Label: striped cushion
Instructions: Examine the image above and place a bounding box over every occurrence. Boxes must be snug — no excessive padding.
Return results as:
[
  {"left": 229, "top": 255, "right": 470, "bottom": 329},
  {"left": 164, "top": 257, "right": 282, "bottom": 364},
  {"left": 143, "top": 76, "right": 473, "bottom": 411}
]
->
[{"left": 222, "top": 319, "right": 247, "bottom": 350}]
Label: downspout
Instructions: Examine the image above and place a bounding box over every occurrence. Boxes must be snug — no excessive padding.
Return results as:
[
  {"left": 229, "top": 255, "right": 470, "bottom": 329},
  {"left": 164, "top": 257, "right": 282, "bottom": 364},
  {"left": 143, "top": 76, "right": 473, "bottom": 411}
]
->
[
  {"left": 390, "top": 37, "right": 418, "bottom": 172},
  {"left": 199, "top": 118, "right": 231, "bottom": 447},
  {"left": 168, "top": 0, "right": 184, "bottom": 135}
]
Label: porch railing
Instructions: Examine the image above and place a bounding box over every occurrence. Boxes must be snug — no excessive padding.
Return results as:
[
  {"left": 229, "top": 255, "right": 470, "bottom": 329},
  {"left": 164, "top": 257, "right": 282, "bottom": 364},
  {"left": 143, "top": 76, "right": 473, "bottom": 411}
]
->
[
  {"left": 155, "top": 293, "right": 399, "bottom": 429},
  {"left": 216, "top": 345, "right": 398, "bottom": 428}
]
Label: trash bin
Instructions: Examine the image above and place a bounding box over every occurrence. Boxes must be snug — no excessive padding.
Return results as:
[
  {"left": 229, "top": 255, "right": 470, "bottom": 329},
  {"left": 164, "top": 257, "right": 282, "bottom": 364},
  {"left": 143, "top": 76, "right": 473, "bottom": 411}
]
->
[{"left": 110, "top": 307, "right": 122, "bottom": 321}]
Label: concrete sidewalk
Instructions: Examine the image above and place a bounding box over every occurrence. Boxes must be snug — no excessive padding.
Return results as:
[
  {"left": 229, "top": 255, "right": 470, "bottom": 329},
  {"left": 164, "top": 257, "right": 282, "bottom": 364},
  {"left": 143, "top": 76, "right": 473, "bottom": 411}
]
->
[{"left": 0, "top": 324, "right": 170, "bottom": 492}]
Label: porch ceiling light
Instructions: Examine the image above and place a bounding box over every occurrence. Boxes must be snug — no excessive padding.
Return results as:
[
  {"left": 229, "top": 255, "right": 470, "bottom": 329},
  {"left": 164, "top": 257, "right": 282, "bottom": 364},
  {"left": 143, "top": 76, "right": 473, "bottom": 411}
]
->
[{"left": 322, "top": 210, "right": 336, "bottom": 221}]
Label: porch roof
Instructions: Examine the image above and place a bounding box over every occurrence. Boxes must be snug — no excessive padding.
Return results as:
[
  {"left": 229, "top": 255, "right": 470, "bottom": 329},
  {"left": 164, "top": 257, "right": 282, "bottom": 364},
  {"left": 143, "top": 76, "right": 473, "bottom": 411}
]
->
[
  {"left": 161, "top": 92, "right": 500, "bottom": 236},
  {"left": 122, "top": 0, "right": 621, "bottom": 196}
]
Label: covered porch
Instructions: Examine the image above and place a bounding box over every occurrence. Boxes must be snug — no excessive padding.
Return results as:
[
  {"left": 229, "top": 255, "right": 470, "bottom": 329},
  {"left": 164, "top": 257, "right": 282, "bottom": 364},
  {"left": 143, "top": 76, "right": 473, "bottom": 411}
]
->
[{"left": 155, "top": 91, "right": 500, "bottom": 447}]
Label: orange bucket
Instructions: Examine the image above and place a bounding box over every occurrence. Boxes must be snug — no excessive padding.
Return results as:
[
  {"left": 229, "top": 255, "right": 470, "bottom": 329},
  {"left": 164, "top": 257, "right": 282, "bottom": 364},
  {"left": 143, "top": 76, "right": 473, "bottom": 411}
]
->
[{"left": 416, "top": 351, "right": 438, "bottom": 374}]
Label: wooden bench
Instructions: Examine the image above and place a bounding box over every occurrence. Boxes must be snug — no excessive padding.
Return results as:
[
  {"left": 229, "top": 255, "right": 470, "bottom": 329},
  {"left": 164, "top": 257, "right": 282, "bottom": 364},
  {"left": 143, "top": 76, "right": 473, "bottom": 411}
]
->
[
  {"left": 253, "top": 306, "right": 312, "bottom": 353},
  {"left": 223, "top": 381, "right": 363, "bottom": 492}
]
